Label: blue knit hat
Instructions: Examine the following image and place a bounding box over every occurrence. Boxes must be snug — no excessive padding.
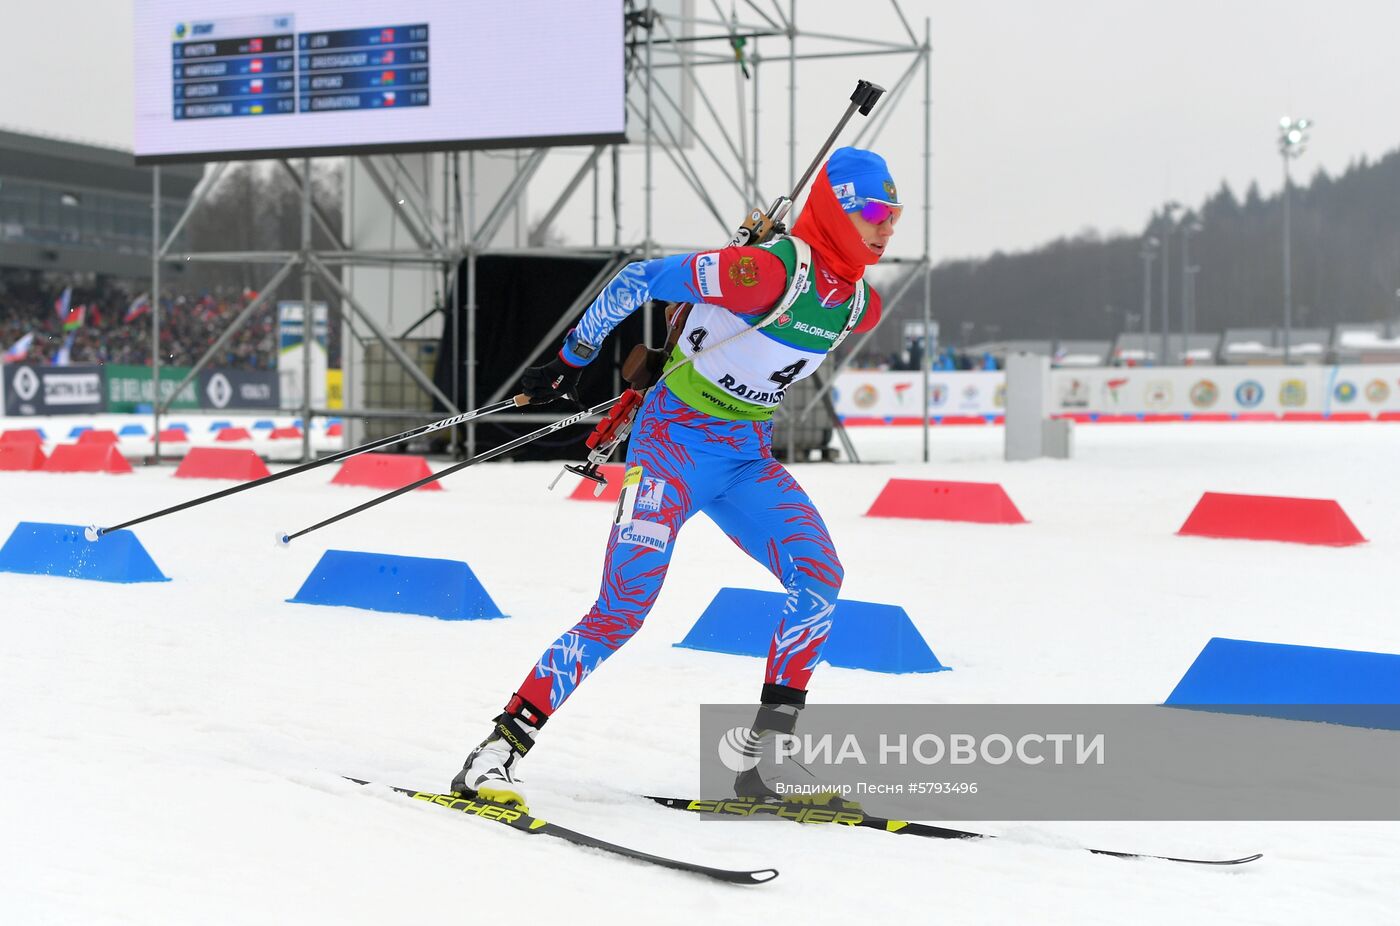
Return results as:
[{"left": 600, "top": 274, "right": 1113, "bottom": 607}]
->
[{"left": 826, "top": 146, "right": 899, "bottom": 213}]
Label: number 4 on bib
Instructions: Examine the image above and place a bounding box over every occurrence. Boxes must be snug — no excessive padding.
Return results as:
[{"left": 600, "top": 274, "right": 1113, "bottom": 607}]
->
[{"left": 768, "top": 359, "right": 808, "bottom": 388}]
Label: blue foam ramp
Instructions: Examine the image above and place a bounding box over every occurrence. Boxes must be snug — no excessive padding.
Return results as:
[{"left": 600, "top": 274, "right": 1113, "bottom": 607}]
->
[
  {"left": 675, "top": 587, "right": 947, "bottom": 674},
  {"left": 119, "top": 423, "right": 147, "bottom": 436},
  {"left": 287, "top": 549, "right": 506, "bottom": 621},
  {"left": 252, "top": 419, "right": 275, "bottom": 430},
  {"left": 210, "top": 421, "right": 232, "bottom": 432},
  {"left": 0, "top": 522, "right": 170, "bottom": 583},
  {"left": 1165, "top": 637, "right": 1400, "bottom": 730},
  {"left": 168, "top": 422, "right": 190, "bottom": 432}
]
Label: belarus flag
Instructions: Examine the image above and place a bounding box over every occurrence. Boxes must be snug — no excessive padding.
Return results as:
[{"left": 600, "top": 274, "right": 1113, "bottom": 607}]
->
[
  {"left": 62, "top": 304, "right": 86, "bottom": 332},
  {"left": 124, "top": 293, "right": 151, "bottom": 323}
]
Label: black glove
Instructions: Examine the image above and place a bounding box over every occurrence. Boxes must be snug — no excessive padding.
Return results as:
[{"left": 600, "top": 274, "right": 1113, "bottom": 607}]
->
[{"left": 520, "top": 356, "right": 582, "bottom": 406}]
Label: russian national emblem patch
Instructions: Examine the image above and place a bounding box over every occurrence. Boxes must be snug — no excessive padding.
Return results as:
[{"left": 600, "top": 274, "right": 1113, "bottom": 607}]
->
[{"left": 728, "top": 254, "right": 760, "bottom": 287}]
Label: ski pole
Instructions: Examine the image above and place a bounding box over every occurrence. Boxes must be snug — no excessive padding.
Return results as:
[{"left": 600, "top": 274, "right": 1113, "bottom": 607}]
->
[
  {"left": 277, "top": 395, "right": 622, "bottom": 545},
  {"left": 562, "top": 79, "right": 888, "bottom": 491},
  {"left": 87, "top": 396, "right": 528, "bottom": 541}
]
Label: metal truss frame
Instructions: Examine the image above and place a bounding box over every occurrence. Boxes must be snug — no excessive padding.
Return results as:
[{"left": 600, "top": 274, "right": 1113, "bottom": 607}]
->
[{"left": 145, "top": 1, "right": 935, "bottom": 464}]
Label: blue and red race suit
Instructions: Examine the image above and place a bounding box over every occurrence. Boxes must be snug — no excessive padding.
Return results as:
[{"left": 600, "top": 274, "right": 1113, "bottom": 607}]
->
[{"left": 510, "top": 240, "right": 883, "bottom": 718}]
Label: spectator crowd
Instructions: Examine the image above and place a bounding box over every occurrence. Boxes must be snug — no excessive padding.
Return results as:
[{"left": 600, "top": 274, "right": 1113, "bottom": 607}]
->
[{"left": 0, "top": 275, "right": 277, "bottom": 370}]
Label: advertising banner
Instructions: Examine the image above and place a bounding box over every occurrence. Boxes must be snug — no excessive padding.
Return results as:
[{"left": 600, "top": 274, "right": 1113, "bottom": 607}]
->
[
  {"left": 197, "top": 369, "right": 280, "bottom": 410},
  {"left": 105, "top": 364, "right": 201, "bottom": 413},
  {"left": 833, "top": 364, "right": 1400, "bottom": 419},
  {"left": 2, "top": 364, "right": 106, "bottom": 416},
  {"left": 832, "top": 370, "right": 1005, "bottom": 419}
]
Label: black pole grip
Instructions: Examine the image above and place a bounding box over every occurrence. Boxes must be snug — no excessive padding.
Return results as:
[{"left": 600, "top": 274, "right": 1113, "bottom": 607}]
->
[{"left": 851, "top": 80, "right": 886, "bottom": 116}]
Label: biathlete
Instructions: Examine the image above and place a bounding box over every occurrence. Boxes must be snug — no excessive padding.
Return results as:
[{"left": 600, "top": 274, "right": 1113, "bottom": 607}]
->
[{"left": 452, "top": 146, "right": 901, "bottom": 807}]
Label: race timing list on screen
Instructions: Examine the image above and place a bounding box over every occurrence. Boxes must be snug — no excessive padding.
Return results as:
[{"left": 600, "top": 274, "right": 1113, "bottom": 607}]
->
[
  {"left": 136, "top": 1, "right": 625, "bottom": 161},
  {"left": 171, "top": 15, "right": 429, "bottom": 121}
]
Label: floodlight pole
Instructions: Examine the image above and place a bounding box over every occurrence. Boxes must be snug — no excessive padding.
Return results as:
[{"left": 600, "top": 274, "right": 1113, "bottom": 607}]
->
[
  {"left": 1181, "top": 220, "right": 1201, "bottom": 344},
  {"left": 1139, "top": 238, "right": 1158, "bottom": 366},
  {"left": 1278, "top": 116, "right": 1311, "bottom": 364},
  {"left": 1282, "top": 147, "right": 1294, "bottom": 364},
  {"left": 1159, "top": 202, "right": 1179, "bottom": 366}
]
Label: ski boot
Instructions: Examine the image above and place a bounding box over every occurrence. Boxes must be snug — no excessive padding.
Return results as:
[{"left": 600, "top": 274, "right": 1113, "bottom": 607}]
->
[
  {"left": 450, "top": 696, "right": 547, "bottom": 809},
  {"left": 732, "top": 684, "right": 847, "bottom": 807}
]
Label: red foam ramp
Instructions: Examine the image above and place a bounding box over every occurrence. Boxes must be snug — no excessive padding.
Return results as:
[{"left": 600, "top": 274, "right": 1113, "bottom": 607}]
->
[
  {"left": 214, "top": 427, "right": 253, "bottom": 442},
  {"left": 1177, "top": 492, "right": 1365, "bottom": 546},
  {"left": 153, "top": 428, "right": 188, "bottom": 442},
  {"left": 174, "top": 447, "right": 271, "bottom": 481},
  {"left": 331, "top": 452, "right": 443, "bottom": 491},
  {"left": 326, "top": 423, "right": 344, "bottom": 436},
  {"left": 865, "top": 479, "right": 1027, "bottom": 524},
  {"left": 42, "top": 444, "right": 133, "bottom": 474},
  {"left": 76, "top": 429, "right": 119, "bottom": 445},
  {"left": 268, "top": 426, "right": 303, "bottom": 439},
  {"left": 0, "top": 443, "right": 46, "bottom": 471},
  {"left": 1379, "top": 411, "right": 1400, "bottom": 422},
  {"left": 568, "top": 464, "right": 625, "bottom": 502},
  {"left": 0, "top": 429, "right": 44, "bottom": 445}
]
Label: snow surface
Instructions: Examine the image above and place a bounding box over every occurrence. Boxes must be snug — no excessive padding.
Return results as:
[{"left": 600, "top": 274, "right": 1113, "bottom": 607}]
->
[{"left": 3, "top": 420, "right": 1399, "bottom": 924}]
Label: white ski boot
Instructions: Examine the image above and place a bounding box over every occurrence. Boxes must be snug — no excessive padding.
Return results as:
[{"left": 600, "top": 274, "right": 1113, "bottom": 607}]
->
[{"left": 450, "top": 698, "right": 546, "bottom": 809}]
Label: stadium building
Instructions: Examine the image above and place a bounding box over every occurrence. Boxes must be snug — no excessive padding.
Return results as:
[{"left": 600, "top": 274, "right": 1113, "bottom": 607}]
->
[{"left": 0, "top": 128, "right": 200, "bottom": 283}]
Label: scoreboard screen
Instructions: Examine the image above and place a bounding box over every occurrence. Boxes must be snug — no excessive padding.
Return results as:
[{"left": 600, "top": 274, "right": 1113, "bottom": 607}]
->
[{"left": 134, "top": 1, "right": 625, "bottom": 163}]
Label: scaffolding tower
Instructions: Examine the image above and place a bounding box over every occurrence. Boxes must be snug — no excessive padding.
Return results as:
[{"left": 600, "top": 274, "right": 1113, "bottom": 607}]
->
[{"left": 147, "top": 1, "right": 936, "bottom": 464}]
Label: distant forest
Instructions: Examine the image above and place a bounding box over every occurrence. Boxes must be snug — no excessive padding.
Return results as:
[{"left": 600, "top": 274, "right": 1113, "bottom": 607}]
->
[{"left": 883, "top": 146, "right": 1400, "bottom": 348}]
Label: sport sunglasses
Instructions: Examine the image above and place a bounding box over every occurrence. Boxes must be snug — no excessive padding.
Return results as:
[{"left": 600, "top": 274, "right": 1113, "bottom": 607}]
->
[{"left": 856, "top": 199, "right": 902, "bottom": 224}]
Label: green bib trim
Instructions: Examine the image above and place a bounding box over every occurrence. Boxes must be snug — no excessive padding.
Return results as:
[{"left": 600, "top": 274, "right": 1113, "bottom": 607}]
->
[{"left": 664, "top": 344, "right": 777, "bottom": 421}]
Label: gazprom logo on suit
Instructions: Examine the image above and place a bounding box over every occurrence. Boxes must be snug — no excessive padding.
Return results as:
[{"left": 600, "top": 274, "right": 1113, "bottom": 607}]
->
[{"left": 618, "top": 519, "right": 671, "bottom": 552}]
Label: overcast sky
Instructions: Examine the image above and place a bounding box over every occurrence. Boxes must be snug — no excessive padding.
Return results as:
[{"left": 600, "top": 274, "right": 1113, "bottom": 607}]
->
[{"left": 3, "top": 1, "right": 1398, "bottom": 263}]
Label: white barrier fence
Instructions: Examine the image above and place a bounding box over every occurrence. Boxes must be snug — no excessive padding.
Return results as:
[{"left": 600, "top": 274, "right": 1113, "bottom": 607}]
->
[{"left": 831, "top": 364, "right": 1400, "bottom": 420}]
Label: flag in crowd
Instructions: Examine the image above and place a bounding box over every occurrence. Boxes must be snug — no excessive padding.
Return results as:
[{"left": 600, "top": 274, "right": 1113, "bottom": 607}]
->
[
  {"left": 53, "top": 286, "right": 72, "bottom": 322},
  {"left": 62, "top": 304, "right": 87, "bottom": 332},
  {"left": 51, "top": 331, "right": 76, "bottom": 366},
  {"left": 3, "top": 331, "right": 34, "bottom": 362},
  {"left": 124, "top": 293, "right": 151, "bottom": 323}
]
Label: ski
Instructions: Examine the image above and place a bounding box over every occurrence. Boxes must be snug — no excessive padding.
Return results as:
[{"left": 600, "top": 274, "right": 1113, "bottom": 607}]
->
[
  {"left": 645, "top": 796, "right": 1263, "bottom": 866},
  {"left": 344, "top": 778, "right": 778, "bottom": 884}
]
